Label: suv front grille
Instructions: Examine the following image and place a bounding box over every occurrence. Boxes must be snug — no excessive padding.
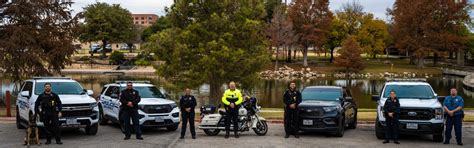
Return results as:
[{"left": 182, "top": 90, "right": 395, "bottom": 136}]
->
[
  {"left": 299, "top": 107, "right": 323, "bottom": 117},
  {"left": 62, "top": 110, "right": 93, "bottom": 117},
  {"left": 399, "top": 108, "right": 433, "bottom": 120},
  {"left": 142, "top": 105, "right": 172, "bottom": 114}
]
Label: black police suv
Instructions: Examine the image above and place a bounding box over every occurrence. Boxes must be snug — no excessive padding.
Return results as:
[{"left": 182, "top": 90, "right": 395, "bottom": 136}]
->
[{"left": 298, "top": 86, "right": 358, "bottom": 137}]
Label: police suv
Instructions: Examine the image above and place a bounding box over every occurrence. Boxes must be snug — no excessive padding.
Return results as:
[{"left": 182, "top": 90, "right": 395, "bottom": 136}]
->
[
  {"left": 98, "top": 81, "right": 180, "bottom": 131},
  {"left": 16, "top": 77, "right": 99, "bottom": 135},
  {"left": 372, "top": 79, "right": 445, "bottom": 142}
]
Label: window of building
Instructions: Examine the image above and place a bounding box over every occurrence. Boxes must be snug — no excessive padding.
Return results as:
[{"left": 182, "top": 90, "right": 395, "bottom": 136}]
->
[
  {"left": 141, "top": 21, "right": 145, "bottom": 24},
  {"left": 141, "top": 17, "right": 145, "bottom": 20}
]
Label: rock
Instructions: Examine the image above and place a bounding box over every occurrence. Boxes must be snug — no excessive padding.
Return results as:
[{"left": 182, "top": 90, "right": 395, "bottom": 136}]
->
[{"left": 383, "top": 60, "right": 391, "bottom": 64}]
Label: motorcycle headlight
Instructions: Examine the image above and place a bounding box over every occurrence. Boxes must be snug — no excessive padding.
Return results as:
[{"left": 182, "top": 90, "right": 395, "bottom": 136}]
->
[
  {"left": 323, "top": 106, "right": 337, "bottom": 112},
  {"left": 435, "top": 108, "right": 443, "bottom": 120}
]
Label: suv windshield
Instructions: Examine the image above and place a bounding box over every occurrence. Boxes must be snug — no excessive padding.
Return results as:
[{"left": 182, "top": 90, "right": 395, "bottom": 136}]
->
[
  {"left": 122, "top": 86, "right": 165, "bottom": 98},
  {"left": 302, "top": 88, "right": 342, "bottom": 101},
  {"left": 383, "top": 85, "right": 435, "bottom": 99},
  {"left": 35, "top": 82, "right": 84, "bottom": 95}
]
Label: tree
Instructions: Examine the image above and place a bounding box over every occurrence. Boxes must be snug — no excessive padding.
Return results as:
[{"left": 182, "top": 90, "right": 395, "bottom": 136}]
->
[
  {"left": 356, "top": 16, "right": 391, "bottom": 59},
  {"left": 147, "top": 1, "right": 270, "bottom": 103},
  {"left": 0, "top": 0, "right": 80, "bottom": 82},
  {"left": 335, "top": 36, "right": 365, "bottom": 72},
  {"left": 79, "top": 2, "right": 134, "bottom": 57},
  {"left": 123, "top": 25, "right": 143, "bottom": 53},
  {"left": 288, "top": 0, "right": 332, "bottom": 67},
  {"left": 267, "top": 5, "right": 293, "bottom": 70},
  {"left": 390, "top": 0, "right": 470, "bottom": 67},
  {"left": 141, "top": 16, "right": 171, "bottom": 41},
  {"left": 324, "top": 16, "right": 346, "bottom": 63}
]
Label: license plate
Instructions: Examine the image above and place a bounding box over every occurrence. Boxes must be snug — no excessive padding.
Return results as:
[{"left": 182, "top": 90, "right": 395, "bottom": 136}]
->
[
  {"left": 406, "top": 123, "right": 418, "bottom": 129},
  {"left": 155, "top": 117, "right": 164, "bottom": 122},
  {"left": 66, "top": 118, "right": 78, "bottom": 125},
  {"left": 303, "top": 120, "right": 313, "bottom": 125}
]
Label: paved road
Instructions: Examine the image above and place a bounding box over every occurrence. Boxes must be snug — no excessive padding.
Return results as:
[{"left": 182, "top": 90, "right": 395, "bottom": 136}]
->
[{"left": 0, "top": 123, "right": 472, "bottom": 148}]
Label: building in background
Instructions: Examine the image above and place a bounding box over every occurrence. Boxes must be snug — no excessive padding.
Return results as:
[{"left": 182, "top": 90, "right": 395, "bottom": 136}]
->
[{"left": 132, "top": 14, "right": 158, "bottom": 27}]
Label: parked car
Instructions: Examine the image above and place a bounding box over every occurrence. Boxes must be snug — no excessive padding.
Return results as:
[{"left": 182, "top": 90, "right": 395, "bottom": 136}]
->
[
  {"left": 98, "top": 81, "right": 180, "bottom": 131},
  {"left": 89, "top": 44, "right": 101, "bottom": 53},
  {"left": 372, "top": 78, "right": 445, "bottom": 142},
  {"left": 16, "top": 77, "right": 99, "bottom": 135},
  {"left": 120, "top": 43, "right": 135, "bottom": 50},
  {"left": 298, "top": 86, "right": 358, "bottom": 137}
]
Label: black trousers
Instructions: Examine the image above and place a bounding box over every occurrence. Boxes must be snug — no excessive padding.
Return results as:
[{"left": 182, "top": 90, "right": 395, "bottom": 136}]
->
[
  {"left": 445, "top": 114, "right": 463, "bottom": 143},
  {"left": 181, "top": 111, "right": 195, "bottom": 137},
  {"left": 284, "top": 108, "right": 299, "bottom": 135},
  {"left": 225, "top": 106, "right": 239, "bottom": 134},
  {"left": 385, "top": 116, "right": 399, "bottom": 141},
  {"left": 42, "top": 113, "right": 61, "bottom": 142},
  {"left": 122, "top": 109, "right": 142, "bottom": 138}
]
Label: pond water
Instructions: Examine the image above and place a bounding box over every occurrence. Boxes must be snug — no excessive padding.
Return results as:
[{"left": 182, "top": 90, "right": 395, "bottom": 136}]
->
[{"left": 1, "top": 74, "right": 472, "bottom": 109}]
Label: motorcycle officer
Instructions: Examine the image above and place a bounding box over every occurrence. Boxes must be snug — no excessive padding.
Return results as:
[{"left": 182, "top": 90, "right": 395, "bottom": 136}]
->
[{"left": 221, "top": 81, "right": 243, "bottom": 138}]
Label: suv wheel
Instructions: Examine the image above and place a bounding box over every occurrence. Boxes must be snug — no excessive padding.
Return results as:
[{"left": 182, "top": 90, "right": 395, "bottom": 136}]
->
[
  {"left": 334, "top": 117, "right": 345, "bottom": 137},
  {"left": 433, "top": 134, "right": 443, "bottom": 142},
  {"left": 166, "top": 124, "right": 179, "bottom": 131},
  {"left": 99, "top": 105, "right": 108, "bottom": 125},
  {"left": 85, "top": 124, "right": 99, "bottom": 135},
  {"left": 375, "top": 118, "right": 385, "bottom": 139},
  {"left": 347, "top": 110, "right": 357, "bottom": 129},
  {"left": 16, "top": 107, "right": 26, "bottom": 129}
]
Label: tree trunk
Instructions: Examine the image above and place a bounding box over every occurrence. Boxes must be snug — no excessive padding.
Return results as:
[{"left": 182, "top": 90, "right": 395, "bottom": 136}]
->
[
  {"left": 127, "top": 43, "right": 134, "bottom": 53},
  {"left": 209, "top": 80, "right": 221, "bottom": 106},
  {"left": 275, "top": 46, "right": 279, "bottom": 71},
  {"left": 287, "top": 46, "right": 292, "bottom": 63},
  {"left": 457, "top": 48, "right": 465, "bottom": 66},
  {"left": 433, "top": 52, "right": 438, "bottom": 66},
  {"left": 417, "top": 57, "right": 425, "bottom": 68},
  {"left": 101, "top": 40, "right": 107, "bottom": 59},
  {"left": 303, "top": 47, "right": 308, "bottom": 67},
  {"left": 329, "top": 48, "right": 335, "bottom": 63},
  {"left": 293, "top": 48, "right": 297, "bottom": 61},
  {"left": 373, "top": 53, "right": 376, "bottom": 59}
]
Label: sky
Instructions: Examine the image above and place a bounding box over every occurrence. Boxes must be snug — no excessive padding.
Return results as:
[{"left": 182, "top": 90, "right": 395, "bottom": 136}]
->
[{"left": 71, "top": 0, "right": 396, "bottom": 20}]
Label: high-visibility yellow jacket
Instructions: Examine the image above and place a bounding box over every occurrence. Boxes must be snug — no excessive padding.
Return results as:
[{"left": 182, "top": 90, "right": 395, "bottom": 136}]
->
[{"left": 221, "top": 89, "right": 243, "bottom": 106}]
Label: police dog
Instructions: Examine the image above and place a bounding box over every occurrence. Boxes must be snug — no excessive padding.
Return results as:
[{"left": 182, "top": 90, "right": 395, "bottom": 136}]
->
[{"left": 24, "top": 112, "right": 40, "bottom": 146}]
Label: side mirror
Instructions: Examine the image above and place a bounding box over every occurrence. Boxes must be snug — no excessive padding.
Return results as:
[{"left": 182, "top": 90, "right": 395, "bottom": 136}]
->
[
  {"left": 437, "top": 96, "right": 445, "bottom": 103},
  {"left": 20, "top": 91, "right": 30, "bottom": 98},
  {"left": 87, "top": 90, "right": 94, "bottom": 96},
  {"left": 110, "top": 94, "right": 119, "bottom": 99},
  {"left": 372, "top": 95, "right": 380, "bottom": 101},
  {"left": 345, "top": 97, "right": 353, "bottom": 101}
]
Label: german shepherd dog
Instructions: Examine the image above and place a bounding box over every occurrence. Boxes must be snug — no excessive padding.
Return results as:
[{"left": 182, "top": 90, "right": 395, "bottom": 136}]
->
[{"left": 24, "top": 112, "right": 40, "bottom": 146}]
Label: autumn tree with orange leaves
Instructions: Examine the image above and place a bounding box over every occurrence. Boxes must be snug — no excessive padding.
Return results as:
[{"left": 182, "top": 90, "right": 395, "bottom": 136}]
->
[{"left": 335, "top": 36, "right": 365, "bottom": 72}]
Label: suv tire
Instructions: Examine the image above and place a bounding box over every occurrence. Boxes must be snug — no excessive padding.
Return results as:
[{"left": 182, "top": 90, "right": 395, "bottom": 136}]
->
[
  {"left": 334, "top": 117, "right": 345, "bottom": 137},
  {"left": 375, "top": 118, "right": 385, "bottom": 139},
  {"left": 16, "top": 108, "right": 26, "bottom": 129},
  {"left": 433, "top": 134, "right": 443, "bottom": 142},
  {"left": 85, "top": 123, "right": 99, "bottom": 135}
]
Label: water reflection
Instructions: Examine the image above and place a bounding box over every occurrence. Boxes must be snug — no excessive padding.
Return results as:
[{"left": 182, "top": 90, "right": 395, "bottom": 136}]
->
[{"left": 1, "top": 75, "right": 472, "bottom": 109}]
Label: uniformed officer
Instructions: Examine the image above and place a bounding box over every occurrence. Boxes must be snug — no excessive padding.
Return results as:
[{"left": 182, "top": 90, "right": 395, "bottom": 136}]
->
[
  {"left": 120, "top": 82, "right": 143, "bottom": 140},
  {"left": 34, "top": 83, "right": 62, "bottom": 145},
  {"left": 221, "top": 81, "right": 243, "bottom": 139},
  {"left": 179, "top": 88, "right": 197, "bottom": 139},
  {"left": 283, "top": 81, "right": 302, "bottom": 138},
  {"left": 443, "top": 88, "right": 464, "bottom": 146},
  {"left": 382, "top": 90, "right": 400, "bottom": 144}
]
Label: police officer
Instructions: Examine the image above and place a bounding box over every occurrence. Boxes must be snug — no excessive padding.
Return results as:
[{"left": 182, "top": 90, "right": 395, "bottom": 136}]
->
[
  {"left": 443, "top": 88, "right": 464, "bottom": 146},
  {"left": 221, "top": 81, "right": 243, "bottom": 139},
  {"left": 34, "top": 83, "right": 62, "bottom": 145},
  {"left": 283, "top": 81, "right": 301, "bottom": 138},
  {"left": 180, "top": 88, "right": 197, "bottom": 139},
  {"left": 120, "top": 82, "right": 143, "bottom": 140},
  {"left": 383, "top": 90, "right": 400, "bottom": 144}
]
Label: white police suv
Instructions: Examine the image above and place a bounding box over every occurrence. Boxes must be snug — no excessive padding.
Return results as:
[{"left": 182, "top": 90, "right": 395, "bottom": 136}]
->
[
  {"left": 98, "top": 81, "right": 180, "bottom": 131},
  {"left": 16, "top": 77, "right": 99, "bottom": 135},
  {"left": 372, "top": 78, "right": 445, "bottom": 142}
]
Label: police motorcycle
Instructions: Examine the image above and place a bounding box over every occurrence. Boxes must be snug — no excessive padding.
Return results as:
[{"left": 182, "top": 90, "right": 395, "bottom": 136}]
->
[{"left": 198, "top": 96, "right": 268, "bottom": 136}]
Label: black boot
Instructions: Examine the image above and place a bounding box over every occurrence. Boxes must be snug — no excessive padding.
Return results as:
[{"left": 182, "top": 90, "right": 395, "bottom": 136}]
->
[
  {"left": 45, "top": 139, "right": 51, "bottom": 145},
  {"left": 285, "top": 134, "right": 290, "bottom": 138},
  {"left": 394, "top": 140, "right": 400, "bottom": 144},
  {"left": 234, "top": 132, "right": 239, "bottom": 138},
  {"left": 225, "top": 132, "right": 229, "bottom": 139},
  {"left": 383, "top": 140, "right": 389, "bottom": 144}
]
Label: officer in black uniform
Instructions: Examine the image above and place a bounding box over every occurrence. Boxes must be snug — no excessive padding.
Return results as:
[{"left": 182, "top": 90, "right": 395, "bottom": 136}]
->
[
  {"left": 179, "top": 88, "right": 197, "bottom": 139},
  {"left": 283, "top": 81, "right": 302, "bottom": 138},
  {"left": 34, "top": 83, "right": 62, "bottom": 145},
  {"left": 119, "top": 82, "right": 143, "bottom": 140},
  {"left": 383, "top": 90, "right": 400, "bottom": 144}
]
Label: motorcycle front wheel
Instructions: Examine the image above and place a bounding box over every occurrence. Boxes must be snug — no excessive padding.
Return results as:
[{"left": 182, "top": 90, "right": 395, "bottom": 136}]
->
[
  {"left": 253, "top": 120, "right": 268, "bottom": 136},
  {"left": 203, "top": 129, "right": 220, "bottom": 136}
]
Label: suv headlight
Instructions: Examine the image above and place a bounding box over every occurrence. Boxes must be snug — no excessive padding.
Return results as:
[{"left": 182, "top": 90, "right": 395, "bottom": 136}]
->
[
  {"left": 323, "top": 106, "right": 337, "bottom": 112},
  {"left": 90, "top": 102, "right": 98, "bottom": 108},
  {"left": 435, "top": 108, "right": 443, "bottom": 120},
  {"left": 169, "top": 103, "right": 177, "bottom": 109}
]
